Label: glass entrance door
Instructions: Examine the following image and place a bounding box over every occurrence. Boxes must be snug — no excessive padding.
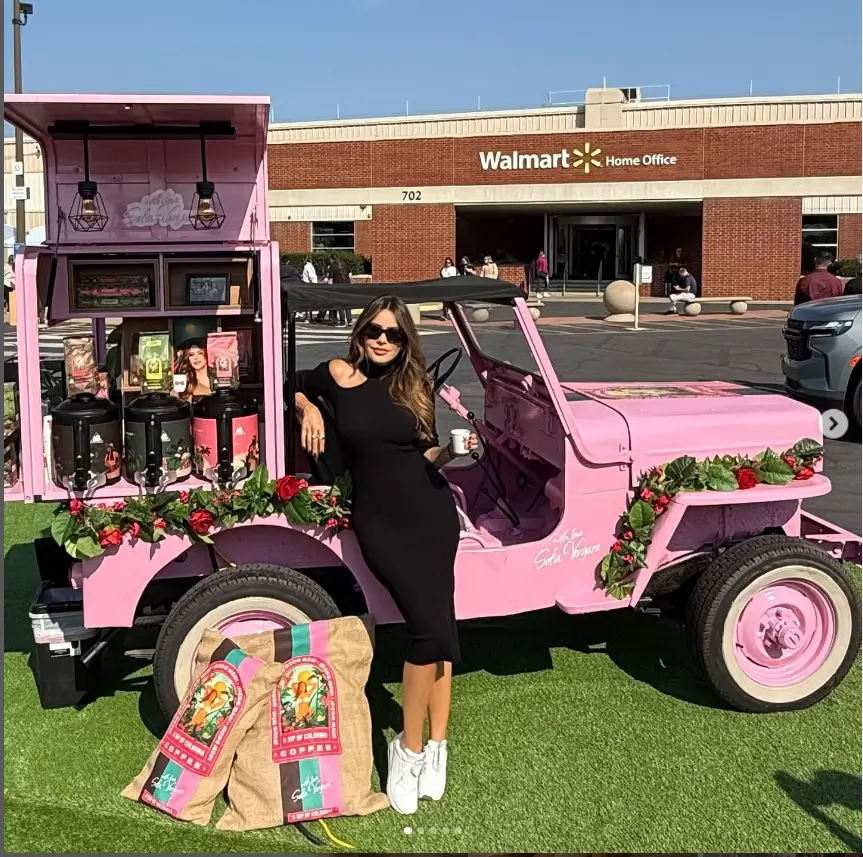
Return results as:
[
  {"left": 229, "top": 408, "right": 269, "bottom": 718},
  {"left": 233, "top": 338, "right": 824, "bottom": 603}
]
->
[
  {"left": 572, "top": 225, "right": 616, "bottom": 280},
  {"left": 567, "top": 223, "right": 633, "bottom": 279}
]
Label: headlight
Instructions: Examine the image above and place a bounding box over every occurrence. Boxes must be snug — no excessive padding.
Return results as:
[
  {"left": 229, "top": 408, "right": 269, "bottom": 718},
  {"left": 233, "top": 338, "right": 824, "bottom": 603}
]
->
[{"left": 802, "top": 319, "right": 854, "bottom": 336}]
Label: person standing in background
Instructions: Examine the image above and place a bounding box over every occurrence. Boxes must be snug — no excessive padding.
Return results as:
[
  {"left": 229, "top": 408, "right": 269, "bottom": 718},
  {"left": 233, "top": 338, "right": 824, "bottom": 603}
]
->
[
  {"left": 439, "top": 257, "right": 458, "bottom": 277},
  {"left": 663, "top": 247, "right": 686, "bottom": 294},
  {"left": 4, "top": 255, "right": 14, "bottom": 314},
  {"left": 535, "top": 250, "right": 550, "bottom": 298},
  {"left": 459, "top": 256, "right": 475, "bottom": 276},
  {"left": 794, "top": 252, "right": 844, "bottom": 305},
  {"left": 327, "top": 257, "right": 351, "bottom": 327},
  {"left": 299, "top": 255, "right": 318, "bottom": 323},
  {"left": 480, "top": 255, "right": 498, "bottom": 279}
]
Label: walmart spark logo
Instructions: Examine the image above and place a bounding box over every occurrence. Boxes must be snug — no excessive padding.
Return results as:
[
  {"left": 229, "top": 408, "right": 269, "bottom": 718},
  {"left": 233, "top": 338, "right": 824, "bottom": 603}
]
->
[{"left": 573, "top": 143, "right": 602, "bottom": 174}]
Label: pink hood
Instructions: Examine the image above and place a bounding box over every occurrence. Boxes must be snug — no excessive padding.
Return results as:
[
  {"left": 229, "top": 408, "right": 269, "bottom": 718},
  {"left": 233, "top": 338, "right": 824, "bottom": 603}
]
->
[{"left": 562, "top": 381, "right": 824, "bottom": 478}]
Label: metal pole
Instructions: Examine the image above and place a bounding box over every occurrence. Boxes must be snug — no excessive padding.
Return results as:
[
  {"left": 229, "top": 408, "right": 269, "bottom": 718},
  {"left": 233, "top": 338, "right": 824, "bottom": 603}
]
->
[
  {"left": 13, "top": 0, "right": 28, "bottom": 246},
  {"left": 633, "top": 264, "right": 642, "bottom": 331}
]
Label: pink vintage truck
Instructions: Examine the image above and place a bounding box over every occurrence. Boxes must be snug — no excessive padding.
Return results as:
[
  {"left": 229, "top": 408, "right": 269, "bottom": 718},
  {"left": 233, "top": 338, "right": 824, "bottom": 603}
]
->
[{"left": 6, "top": 93, "right": 860, "bottom": 718}]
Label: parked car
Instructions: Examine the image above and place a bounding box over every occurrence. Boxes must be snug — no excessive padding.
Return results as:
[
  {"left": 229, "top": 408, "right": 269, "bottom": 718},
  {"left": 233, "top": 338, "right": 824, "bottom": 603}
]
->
[{"left": 782, "top": 294, "right": 862, "bottom": 431}]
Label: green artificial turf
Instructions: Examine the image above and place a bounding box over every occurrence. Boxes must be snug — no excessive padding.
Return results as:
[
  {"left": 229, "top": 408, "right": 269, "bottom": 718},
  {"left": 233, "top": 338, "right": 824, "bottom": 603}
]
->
[{"left": 4, "top": 502, "right": 861, "bottom": 853}]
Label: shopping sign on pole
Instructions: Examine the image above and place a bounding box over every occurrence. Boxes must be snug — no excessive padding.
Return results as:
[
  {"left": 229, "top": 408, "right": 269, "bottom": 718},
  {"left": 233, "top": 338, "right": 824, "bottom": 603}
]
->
[
  {"left": 10, "top": 186, "right": 29, "bottom": 201},
  {"left": 639, "top": 264, "right": 653, "bottom": 284}
]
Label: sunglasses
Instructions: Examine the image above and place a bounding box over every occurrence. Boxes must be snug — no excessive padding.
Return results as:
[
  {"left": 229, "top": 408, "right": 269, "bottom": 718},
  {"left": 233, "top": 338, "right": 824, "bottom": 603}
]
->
[{"left": 361, "top": 323, "right": 405, "bottom": 346}]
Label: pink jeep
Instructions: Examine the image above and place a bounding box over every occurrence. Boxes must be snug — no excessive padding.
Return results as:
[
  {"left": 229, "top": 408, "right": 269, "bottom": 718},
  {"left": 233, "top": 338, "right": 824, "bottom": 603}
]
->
[{"left": 7, "top": 93, "right": 859, "bottom": 719}]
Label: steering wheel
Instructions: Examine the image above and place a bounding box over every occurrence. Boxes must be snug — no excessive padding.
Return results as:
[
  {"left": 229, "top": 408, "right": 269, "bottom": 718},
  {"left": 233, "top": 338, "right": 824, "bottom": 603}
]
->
[{"left": 427, "top": 347, "right": 463, "bottom": 392}]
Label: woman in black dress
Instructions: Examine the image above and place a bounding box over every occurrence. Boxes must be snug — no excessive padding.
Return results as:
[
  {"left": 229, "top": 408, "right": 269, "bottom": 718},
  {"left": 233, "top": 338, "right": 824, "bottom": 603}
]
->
[{"left": 295, "top": 295, "right": 477, "bottom": 815}]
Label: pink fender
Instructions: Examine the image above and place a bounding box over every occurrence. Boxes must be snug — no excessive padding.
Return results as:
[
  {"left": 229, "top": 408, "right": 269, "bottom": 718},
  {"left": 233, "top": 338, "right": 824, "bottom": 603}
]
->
[
  {"left": 629, "top": 475, "right": 834, "bottom": 602},
  {"left": 73, "top": 520, "right": 401, "bottom": 629}
]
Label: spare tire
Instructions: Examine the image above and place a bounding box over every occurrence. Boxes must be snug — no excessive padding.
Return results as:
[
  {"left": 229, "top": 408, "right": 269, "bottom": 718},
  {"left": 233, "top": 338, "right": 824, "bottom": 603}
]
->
[{"left": 152, "top": 564, "right": 340, "bottom": 717}]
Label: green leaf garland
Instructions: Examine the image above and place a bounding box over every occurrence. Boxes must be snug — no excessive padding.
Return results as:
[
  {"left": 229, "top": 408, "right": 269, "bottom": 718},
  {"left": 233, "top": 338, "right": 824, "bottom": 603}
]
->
[
  {"left": 52, "top": 467, "right": 353, "bottom": 560},
  {"left": 599, "top": 439, "right": 824, "bottom": 600}
]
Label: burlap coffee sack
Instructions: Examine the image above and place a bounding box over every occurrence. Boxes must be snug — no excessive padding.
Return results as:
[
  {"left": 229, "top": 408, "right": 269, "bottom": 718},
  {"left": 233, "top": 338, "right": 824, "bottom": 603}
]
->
[
  {"left": 216, "top": 615, "right": 389, "bottom": 831},
  {"left": 122, "top": 631, "right": 282, "bottom": 825}
]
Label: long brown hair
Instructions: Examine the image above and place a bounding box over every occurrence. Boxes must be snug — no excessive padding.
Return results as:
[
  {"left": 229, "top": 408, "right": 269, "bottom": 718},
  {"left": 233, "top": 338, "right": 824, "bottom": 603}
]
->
[{"left": 347, "top": 295, "right": 435, "bottom": 440}]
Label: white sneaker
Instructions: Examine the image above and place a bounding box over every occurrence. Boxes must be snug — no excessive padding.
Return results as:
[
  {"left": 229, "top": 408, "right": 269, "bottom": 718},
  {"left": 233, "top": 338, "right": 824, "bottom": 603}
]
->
[
  {"left": 387, "top": 733, "right": 424, "bottom": 814},
  {"left": 418, "top": 739, "right": 448, "bottom": 801}
]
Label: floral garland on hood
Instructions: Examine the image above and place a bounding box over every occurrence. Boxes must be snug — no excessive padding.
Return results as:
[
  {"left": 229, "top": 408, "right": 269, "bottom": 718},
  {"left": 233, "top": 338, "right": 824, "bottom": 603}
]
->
[
  {"left": 52, "top": 467, "right": 352, "bottom": 560},
  {"left": 599, "top": 438, "right": 824, "bottom": 600}
]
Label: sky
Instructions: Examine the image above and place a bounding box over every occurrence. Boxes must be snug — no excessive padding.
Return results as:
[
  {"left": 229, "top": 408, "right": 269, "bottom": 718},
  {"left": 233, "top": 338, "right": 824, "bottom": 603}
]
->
[{"left": 3, "top": 0, "right": 862, "bottom": 126}]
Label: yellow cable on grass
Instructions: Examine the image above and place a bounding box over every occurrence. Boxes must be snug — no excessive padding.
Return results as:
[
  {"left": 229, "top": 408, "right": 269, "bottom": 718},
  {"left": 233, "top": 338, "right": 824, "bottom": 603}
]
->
[{"left": 317, "top": 819, "right": 355, "bottom": 850}]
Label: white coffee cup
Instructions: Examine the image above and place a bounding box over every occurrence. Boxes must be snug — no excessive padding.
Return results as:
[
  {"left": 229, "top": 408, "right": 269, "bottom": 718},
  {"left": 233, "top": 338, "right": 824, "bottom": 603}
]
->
[
  {"left": 450, "top": 428, "right": 471, "bottom": 456},
  {"left": 173, "top": 374, "right": 188, "bottom": 394}
]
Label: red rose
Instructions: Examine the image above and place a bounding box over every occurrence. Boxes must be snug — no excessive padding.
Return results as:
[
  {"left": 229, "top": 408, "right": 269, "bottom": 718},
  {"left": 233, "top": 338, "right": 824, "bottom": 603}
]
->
[
  {"left": 188, "top": 509, "right": 215, "bottom": 534},
  {"left": 623, "top": 530, "right": 634, "bottom": 540},
  {"left": 339, "top": 516, "right": 352, "bottom": 529},
  {"left": 98, "top": 527, "right": 123, "bottom": 548},
  {"left": 657, "top": 494, "right": 671, "bottom": 506},
  {"left": 275, "top": 475, "right": 308, "bottom": 502},
  {"left": 127, "top": 522, "right": 141, "bottom": 541},
  {"left": 325, "top": 517, "right": 339, "bottom": 529},
  {"left": 784, "top": 456, "right": 796, "bottom": 468},
  {"left": 312, "top": 490, "right": 325, "bottom": 502},
  {"left": 329, "top": 495, "right": 338, "bottom": 507},
  {"left": 624, "top": 554, "right": 634, "bottom": 563},
  {"left": 736, "top": 468, "right": 758, "bottom": 490},
  {"left": 795, "top": 466, "right": 815, "bottom": 480},
  {"left": 220, "top": 492, "right": 230, "bottom": 503},
  {"left": 641, "top": 489, "right": 654, "bottom": 501},
  {"left": 112, "top": 500, "right": 127, "bottom": 512},
  {"left": 70, "top": 499, "right": 83, "bottom": 516},
  {"left": 611, "top": 541, "right": 622, "bottom": 553},
  {"left": 154, "top": 518, "right": 167, "bottom": 530},
  {"left": 178, "top": 491, "right": 190, "bottom": 504}
]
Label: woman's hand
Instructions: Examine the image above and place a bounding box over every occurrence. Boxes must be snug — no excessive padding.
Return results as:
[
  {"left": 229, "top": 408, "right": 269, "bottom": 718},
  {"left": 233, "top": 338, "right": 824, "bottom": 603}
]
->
[
  {"left": 300, "top": 404, "right": 326, "bottom": 457},
  {"left": 465, "top": 432, "right": 479, "bottom": 453}
]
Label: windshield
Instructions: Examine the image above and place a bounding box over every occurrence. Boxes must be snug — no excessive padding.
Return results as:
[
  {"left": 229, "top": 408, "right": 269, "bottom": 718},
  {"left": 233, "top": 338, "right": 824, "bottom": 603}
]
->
[{"left": 453, "top": 301, "right": 542, "bottom": 378}]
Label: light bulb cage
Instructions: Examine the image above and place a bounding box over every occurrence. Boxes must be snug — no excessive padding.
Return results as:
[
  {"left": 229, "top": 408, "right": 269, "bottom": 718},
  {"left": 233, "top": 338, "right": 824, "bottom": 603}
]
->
[
  {"left": 68, "top": 180, "right": 109, "bottom": 232},
  {"left": 188, "top": 180, "right": 226, "bottom": 230}
]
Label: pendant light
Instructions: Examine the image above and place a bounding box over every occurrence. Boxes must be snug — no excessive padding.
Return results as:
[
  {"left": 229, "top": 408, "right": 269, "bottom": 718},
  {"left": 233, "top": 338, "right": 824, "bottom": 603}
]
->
[
  {"left": 68, "top": 131, "right": 108, "bottom": 232},
  {"left": 188, "top": 131, "right": 226, "bottom": 230}
]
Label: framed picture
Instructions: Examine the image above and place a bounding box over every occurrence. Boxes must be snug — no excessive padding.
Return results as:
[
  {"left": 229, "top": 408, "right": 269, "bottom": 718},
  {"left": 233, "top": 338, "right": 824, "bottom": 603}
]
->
[{"left": 185, "top": 274, "right": 229, "bottom": 305}]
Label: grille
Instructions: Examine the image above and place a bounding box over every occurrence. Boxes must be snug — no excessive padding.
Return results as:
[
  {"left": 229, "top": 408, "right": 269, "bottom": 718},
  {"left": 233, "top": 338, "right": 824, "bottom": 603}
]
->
[{"left": 783, "top": 319, "right": 811, "bottom": 361}]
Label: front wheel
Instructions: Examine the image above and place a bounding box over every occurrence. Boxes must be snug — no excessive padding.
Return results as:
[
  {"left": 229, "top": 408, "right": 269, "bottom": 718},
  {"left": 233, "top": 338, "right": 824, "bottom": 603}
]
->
[
  {"left": 152, "top": 563, "right": 341, "bottom": 717},
  {"left": 686, "top": 535, "right": 860, "bottom": 712}
]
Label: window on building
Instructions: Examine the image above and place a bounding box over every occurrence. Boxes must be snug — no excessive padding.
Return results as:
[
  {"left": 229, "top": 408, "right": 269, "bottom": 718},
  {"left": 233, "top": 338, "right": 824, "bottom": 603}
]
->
[
  {"left": 311, "top": 221, "right": 355, "bottom": 251},
  {"left": 801, "top": 214, "right": 838, "bottom": 273}
]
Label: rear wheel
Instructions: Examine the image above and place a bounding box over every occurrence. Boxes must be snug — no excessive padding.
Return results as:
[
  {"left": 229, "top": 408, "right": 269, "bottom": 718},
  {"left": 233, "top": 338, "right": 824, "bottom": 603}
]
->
[
  {"left": 686, "top": 535, "right": 860, "bottom": 712},
  {"left": 152, "top": 563, "right": 340, "bottom": 717}
]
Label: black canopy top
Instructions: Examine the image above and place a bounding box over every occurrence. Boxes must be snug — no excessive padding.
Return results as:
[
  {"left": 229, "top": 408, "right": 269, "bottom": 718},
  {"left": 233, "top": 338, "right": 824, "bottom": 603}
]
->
[{"left": 280, "top": 269, "right": 525, "bottom": 312}]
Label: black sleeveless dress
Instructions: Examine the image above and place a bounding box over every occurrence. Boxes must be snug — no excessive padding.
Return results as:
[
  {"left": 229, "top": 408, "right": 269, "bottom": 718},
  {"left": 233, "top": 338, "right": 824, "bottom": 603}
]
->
[{"left": 298, "top": 360, "right": 461, "bottom": 665}]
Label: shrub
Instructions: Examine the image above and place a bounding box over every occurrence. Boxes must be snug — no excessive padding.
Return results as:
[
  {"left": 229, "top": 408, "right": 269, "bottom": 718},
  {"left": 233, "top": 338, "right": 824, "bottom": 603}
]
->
[
  {"left": 829, "top": 257, "right": 862, "bottom": 277},
  {"left": 280, "top": 250, "right": 371, "bottom": 278}
]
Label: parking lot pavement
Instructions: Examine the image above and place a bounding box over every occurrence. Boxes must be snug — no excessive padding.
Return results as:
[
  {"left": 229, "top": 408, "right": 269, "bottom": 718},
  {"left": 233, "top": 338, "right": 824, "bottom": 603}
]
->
[{"left": 299, "top": 315, "right": 863, "bottom": 536}]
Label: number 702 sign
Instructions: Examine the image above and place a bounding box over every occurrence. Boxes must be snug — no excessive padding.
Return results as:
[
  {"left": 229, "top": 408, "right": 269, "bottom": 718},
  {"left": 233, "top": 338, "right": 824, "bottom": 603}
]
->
[{"left": 401, "top": 190, "right": 422, "bottom": 201}]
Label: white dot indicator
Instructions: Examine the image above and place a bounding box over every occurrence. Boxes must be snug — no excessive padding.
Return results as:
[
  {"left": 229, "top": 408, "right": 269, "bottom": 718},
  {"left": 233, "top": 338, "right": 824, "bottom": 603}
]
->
[{"left": 403, "top": 827, "right": 412, "bottom": 835}]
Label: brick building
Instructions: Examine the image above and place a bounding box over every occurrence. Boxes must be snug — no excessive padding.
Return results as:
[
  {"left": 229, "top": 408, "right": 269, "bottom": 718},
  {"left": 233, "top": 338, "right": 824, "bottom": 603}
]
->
[{"left": 266, "top": 88, "right": 862, "bottom": 300}]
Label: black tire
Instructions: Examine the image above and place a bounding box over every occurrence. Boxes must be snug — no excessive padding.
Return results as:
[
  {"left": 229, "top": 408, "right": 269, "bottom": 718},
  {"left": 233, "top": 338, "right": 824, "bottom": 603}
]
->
[
  {"left": 685, "top": 534, "right": 860, "bottom": 712},
  {"left": 851, "top": 376, "right": 861, "bottom": 433},
  {"left": 153, "top": 563, "right": 340, "bottom": 717}
]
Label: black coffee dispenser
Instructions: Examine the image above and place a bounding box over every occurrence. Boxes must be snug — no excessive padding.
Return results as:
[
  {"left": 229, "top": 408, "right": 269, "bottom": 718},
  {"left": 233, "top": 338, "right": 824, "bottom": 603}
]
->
[
  {"left": 124, "top": 393, "right": 193, "bottom": 488},
  {"left": 51, "top": 393, "right": 122, "bottom": 492}
]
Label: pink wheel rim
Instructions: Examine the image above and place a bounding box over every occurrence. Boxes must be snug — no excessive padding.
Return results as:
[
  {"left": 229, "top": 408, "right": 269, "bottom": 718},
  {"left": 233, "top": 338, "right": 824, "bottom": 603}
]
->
[
  {"left": 734, "top": 579, "right": 837, "bottom": 686},
  {"left": 216, "top": 610, "right": 297, "bottom": 639}
]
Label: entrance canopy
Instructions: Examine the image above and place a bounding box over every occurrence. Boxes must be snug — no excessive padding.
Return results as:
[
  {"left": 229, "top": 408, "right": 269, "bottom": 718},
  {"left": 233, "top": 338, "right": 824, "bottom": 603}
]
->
[{"left": 280, "top": 271, "right": 524, "bottom": 312}]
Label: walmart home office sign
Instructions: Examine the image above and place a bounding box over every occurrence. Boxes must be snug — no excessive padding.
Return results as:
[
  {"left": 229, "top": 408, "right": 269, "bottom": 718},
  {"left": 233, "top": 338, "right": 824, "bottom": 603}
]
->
[{"left": 479, "top": 143, "right": 677, "bottom": 174}]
